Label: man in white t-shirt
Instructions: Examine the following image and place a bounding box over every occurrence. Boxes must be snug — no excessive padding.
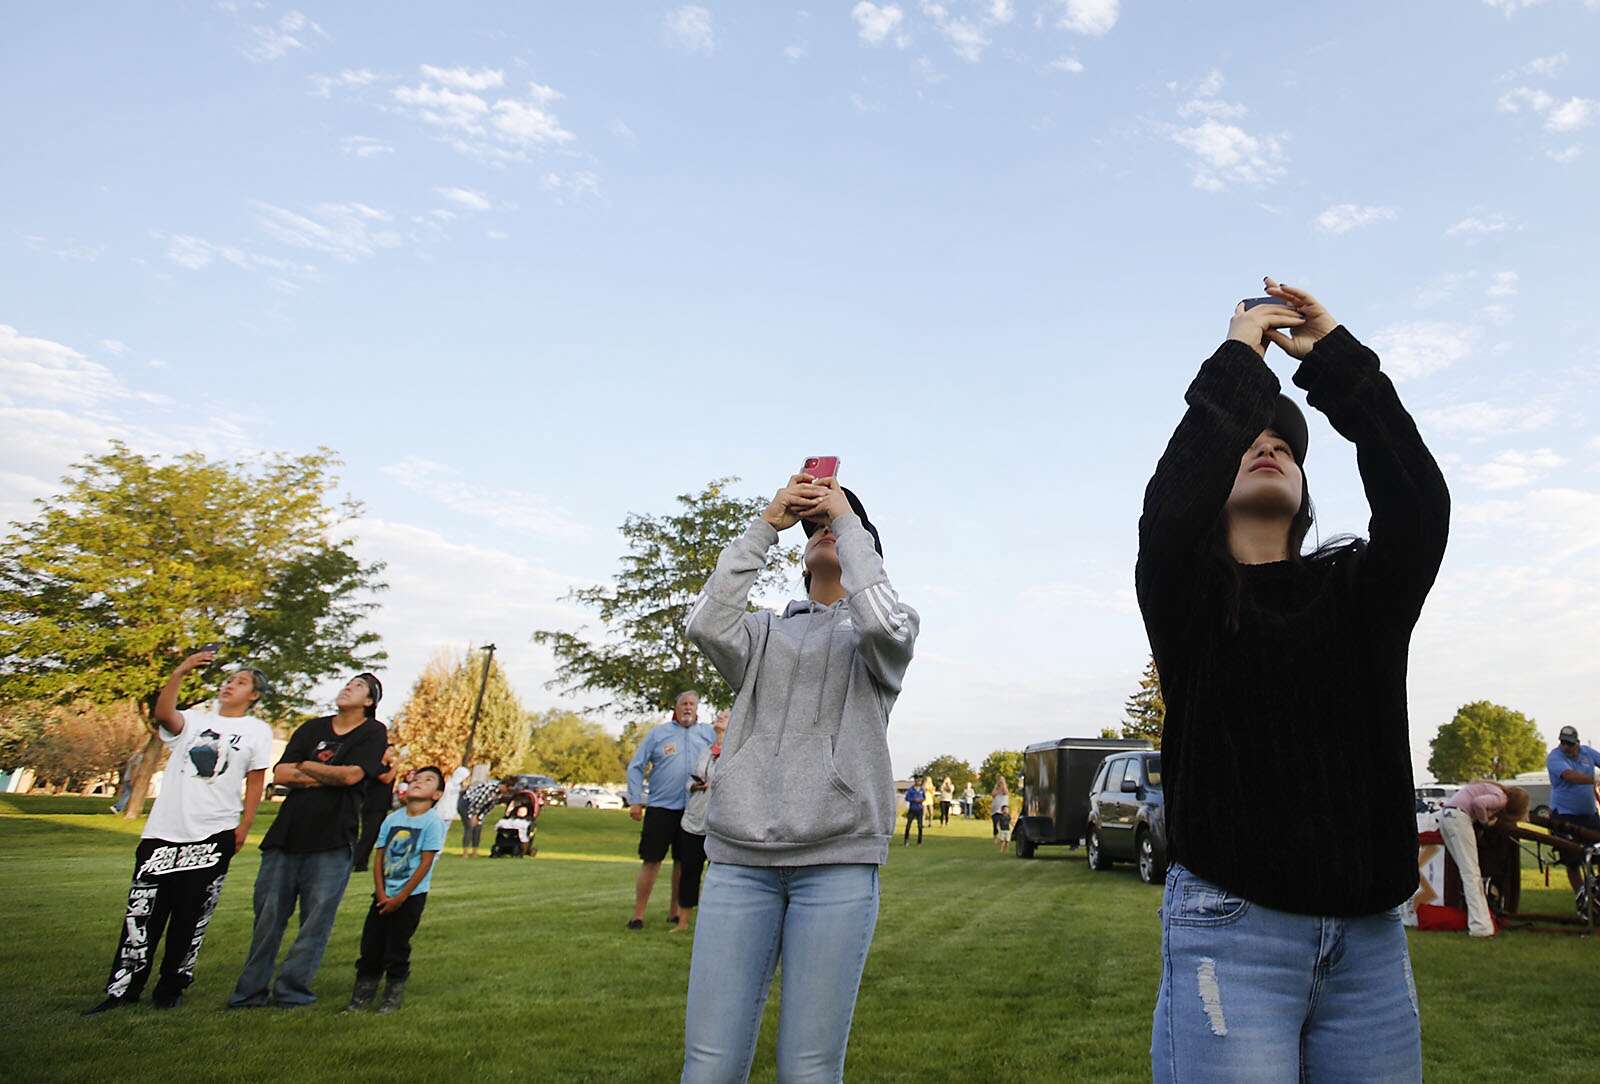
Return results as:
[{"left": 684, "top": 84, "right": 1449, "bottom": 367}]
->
[{"left": 87, "top": 649, "right": 274, "bottom": 1014}]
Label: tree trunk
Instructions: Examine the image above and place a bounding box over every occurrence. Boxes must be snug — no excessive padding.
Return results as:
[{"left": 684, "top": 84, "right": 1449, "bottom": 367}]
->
[{"left": 120, "top": 727, "right": 165, "bottom": 820}]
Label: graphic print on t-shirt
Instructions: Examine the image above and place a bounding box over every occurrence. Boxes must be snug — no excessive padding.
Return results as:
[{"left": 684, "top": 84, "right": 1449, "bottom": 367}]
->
[
  {"left": 383, "top": 826, "right": 420, "bottom": 894},
  {"left": 312, "top": 737, "right": 345, "bottom": 763},
  {"left": 188, "top": 728, "right": 229, "bottom": 779}
]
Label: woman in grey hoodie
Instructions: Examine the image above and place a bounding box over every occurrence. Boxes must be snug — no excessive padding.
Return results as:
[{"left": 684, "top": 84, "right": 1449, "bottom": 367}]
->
[{"left": 680, "top": 471, "right": 919, "bottom": 1084}]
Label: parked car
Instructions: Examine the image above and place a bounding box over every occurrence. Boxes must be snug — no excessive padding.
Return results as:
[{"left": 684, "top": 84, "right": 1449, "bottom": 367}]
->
[
  {"left": 509, "top": 773, "right": 565, "bottom": 806},
  {"left": 565, "top": 784, "right": 624, "bottom": 809},
  {"left": 1013, "top": 736, "right": 1152, "bottom": 859},
  {"left": 1085, "top": 750, "right": 1168, "bottom": 885},
  {"left": 1414, "top": 783, "right": 1458, "bottom": 812}
]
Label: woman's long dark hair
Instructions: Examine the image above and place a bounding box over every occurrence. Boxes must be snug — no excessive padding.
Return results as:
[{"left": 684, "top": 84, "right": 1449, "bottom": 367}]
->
[{"left": 1207, "top": 469, "right": 1363, "bottom": 630}]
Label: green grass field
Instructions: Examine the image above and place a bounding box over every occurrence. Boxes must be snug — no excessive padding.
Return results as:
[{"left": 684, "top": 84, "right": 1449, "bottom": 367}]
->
[{"left": 1, "top": 794, "right": 1594, "bottom": 1083}]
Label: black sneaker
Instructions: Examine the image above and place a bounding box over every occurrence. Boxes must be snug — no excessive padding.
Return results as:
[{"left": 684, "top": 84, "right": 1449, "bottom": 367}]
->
[
  {"left": 152, "top": 991, "right": 182, "bottom": 1010},
  {"left": 343, "top": 976, "right": 380, "bottom": 1013},
  {"left": 376, "top": 979, "right": 406, "bottom": 1014},
  {"left": 626, "top": 918, "right": 644, "bottom": 930},
  {"left": 84, "top": 997, "right": 129, "bottom": 1016}
]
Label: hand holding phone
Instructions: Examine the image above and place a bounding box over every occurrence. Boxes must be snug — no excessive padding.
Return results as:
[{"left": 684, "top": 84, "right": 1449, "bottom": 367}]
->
[{"left": 801, "top": 456, "right": 839, "bottom": 481}]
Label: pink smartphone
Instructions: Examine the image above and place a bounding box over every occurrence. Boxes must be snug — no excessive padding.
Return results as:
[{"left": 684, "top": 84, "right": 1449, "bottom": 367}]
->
[{"left": 801, "top": 456, "right": 839, "bottom": 480}]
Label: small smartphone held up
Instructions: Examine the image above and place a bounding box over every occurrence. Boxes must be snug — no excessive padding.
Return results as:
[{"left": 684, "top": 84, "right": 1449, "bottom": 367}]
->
[
  {"left": 801, "top": 456, "right": 839, "bottom": 480},
  {"left": 1240, "top": 296, "right": 1283, "bottom": 311},
  {"left": 199, "top": 642, "right": 221, "bottom": 654}
]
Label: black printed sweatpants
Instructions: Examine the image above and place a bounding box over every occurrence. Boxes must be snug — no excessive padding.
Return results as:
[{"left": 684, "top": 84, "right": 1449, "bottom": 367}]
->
[{"left": 103, "top": 830, "right": 235, "bottom": 1002}]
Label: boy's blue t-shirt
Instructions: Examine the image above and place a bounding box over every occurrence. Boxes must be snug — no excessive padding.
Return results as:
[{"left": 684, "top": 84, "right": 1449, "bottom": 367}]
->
[
  {"left": 376, "top": 806, "right": 446, "bottom": 896},
  {"left": 905, "top": 786, "right": 925, "bottom": 812}
]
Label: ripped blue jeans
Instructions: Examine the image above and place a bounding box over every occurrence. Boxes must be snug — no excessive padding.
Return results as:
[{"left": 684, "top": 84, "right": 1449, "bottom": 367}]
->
[{"left": 1152, "top": 864, "right": 1421, "bottom": 1084}]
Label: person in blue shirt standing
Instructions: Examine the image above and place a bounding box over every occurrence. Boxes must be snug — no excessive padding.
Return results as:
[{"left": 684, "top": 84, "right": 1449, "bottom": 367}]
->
[
  {"left": 346, "top": 764, "right": 446, "bottom": 1014},
  {"left": 903, "top": 781, "right": 926, "bottom": 846},
  {"left": 626, "top": 690, "right": 716, "bottom": 930},
  {"left": 1547, "top": 724, "right": 1600, "bottom": 899}
]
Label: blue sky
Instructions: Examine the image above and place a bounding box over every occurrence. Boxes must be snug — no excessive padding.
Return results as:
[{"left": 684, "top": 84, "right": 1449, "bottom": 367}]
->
[{"left": 4, "top": 1, "right": 1598, "bottom": 779}]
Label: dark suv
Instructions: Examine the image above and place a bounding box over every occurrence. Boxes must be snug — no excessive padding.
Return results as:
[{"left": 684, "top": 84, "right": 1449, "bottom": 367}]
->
[{"left": 1085, "top": 751, "right": 1168, "bottom": 884}]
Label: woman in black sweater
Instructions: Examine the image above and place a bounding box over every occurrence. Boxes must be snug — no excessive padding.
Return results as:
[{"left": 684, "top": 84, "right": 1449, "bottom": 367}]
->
[{"left": 1136, "top": 278, "right": 1448, "bottom": 1084}]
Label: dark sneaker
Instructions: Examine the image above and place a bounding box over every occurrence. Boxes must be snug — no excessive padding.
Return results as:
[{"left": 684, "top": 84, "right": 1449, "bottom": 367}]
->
[
  {"left": 626, "top": 918, "right": 644, "bottom": 930},
  {"left": 343, "top": 976, "right": 380, "bottom": 1013},
  {"left": 84, "top": 997, "right": 129, "bottom": 1016},
  {"left": 376, "top": 979, "right": 406, "bottom": 1014},
  {"left": 152, "top": 991, "right": 182, "bottom": 1010}
]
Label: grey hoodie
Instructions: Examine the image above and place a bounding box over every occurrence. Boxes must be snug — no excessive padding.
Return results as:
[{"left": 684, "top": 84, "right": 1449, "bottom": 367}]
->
[{"left": 685, "top": 511, "right": 919, "bottom": 867}]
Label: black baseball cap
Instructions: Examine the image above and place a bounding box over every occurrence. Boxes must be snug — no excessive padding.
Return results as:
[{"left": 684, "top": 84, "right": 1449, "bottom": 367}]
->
[
  {"left": 1270, "top": 396, "right": 1309, "bottom": 465},
  {"left": 1558, "top": 725, "right": 1580, "bottom": 744},
  {"left": 801, "top": 486, "right": 883, "bottom": 557}
]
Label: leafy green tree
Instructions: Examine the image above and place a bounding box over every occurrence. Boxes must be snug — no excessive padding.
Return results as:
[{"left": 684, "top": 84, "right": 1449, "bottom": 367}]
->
[
  {"left": 532, "top": 478, "right": 799, "bottom": 714},
  {"left": 0, "top": 443, "right": 386, "bottom": 816},
  {"left": 978, "top": 749, "right": 1024, "bottom": 795},
  {"left": 520, "top": 708, "right": 629, "bottom": 783},
  {"left": 616, "top": 719, "right": 649, "bottom": 768},
  {"left": 392, "top": 649, "right": 526, "bottom": 776},
  {"left": 911, "top": 754, "right": 976, "bottom": 789},
  {"left": 1123, "top": 657, "right": 1166, "bottom": 743},
  {"left": 1427, "top": 700, "right": 1546, "bottom": 782}
]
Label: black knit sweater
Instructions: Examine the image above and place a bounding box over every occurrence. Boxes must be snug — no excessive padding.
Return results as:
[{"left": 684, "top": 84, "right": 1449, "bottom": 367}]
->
[{"left": 1136, "top": 327, "right": 1450, "bottom": 916}]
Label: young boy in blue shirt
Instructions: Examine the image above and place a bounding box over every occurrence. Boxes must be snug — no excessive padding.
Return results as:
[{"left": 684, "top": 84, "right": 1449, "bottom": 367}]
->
[{"left": 346, "top": 764, "right": 446, "bottom": 1013}]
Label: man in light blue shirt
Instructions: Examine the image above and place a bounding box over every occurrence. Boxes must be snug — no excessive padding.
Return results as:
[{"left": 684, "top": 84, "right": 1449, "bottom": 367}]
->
[
  {"left": 625, "top": 690, "right": 716, "bottom": 930},
  {"left": 1546, "top": 724, "right": 1600, "bottom": 895}
]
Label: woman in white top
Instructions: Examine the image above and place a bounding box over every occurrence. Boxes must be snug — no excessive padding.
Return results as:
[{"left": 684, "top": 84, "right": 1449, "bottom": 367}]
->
[
  {"left": 1438, "top": 781, "right": 1528, "bottom": 937},
  {"left": 991, "top": 777, "right": 1009, "bottom": 838},
  {"left": 88, "top": 650, "right": 274, "bottom": 1013}
]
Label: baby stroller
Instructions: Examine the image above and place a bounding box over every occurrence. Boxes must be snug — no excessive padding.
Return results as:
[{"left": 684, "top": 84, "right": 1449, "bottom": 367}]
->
[{"left": 489, "top": 791, "right": 540, "bottom": 858}]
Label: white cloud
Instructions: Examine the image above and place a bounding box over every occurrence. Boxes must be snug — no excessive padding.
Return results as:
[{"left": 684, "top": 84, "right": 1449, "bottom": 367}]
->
[
  {"left": 341, "top": 135, "right": 394, "bottom": 158},
  {"left": 1499, "top": 85, "right": 1597, "bottom": 135},
  {"left": 1178, "top": 97, "right": 1248, "bottom": 120},
  {"left": 243, "top": 9, "right": 325, "bottom": 62},
  {"left": 1367, "top": 322, "right": 1477, "bottom": 380},
  {"left": 1547, "top": 144, "right": 1583, "bottom": 163},
  {"left": 850, "top": 92, "right": 884, "bottom": 113},
  {"left": 1048, "top": 56, "right": 1084, "bottom": 73},
  {"left": 1313, "top": 203, "right": 1397, "bottom": 235},
  {"left": 309, "top": 68, "right": 379, "bottom": 97},
  {"left": 1057, "top": 0, "right": 1119, "bottom": 35},
  {"left": 1545, "top": 96, "right": 1597, "bottom": 132},
  {"left": 253, "top": 201, "right": 403, "bottom": 262},
  {"left": 540, "top": 171, "right": 601, "bottom": 200},
  {"left": 1444, "top": 212, "right": 1515, "bottom": 239},
  {"left": 1170, "top": 120, "right": 1286, "bottom": 191},
  {"left": 160, "top": 232, "right": 305, "bottom": 275},
  {"left": 391, "top": 67, "right": 575, "bottom": 161},
  {"left": 608, "top": 118, "right": 637, "bottom": 143},
  {"left": 1462, "top": 448, "right": 1567, "bottom": 490},
  {"left": 0, "top": 324, "right": 148, "bottom": 408},
  {"left": 1526, "top": 52, "right": 1568, "bottom": 77},
  {"left": 486, "top": 229, "right": 509, "bottom": 241},
  {"left": 1486, "top": 270, "right": 1519, "bottom": 297},
  {"left": 97, "top": 339, "right": 130, "bottom": 357},
  {"left": 664, "top": 5, "right": 716, "bottom": 54},
  {"left": 379, "top": 456, "right": 590, "bottom": 541},
  {"left": 435, "top": 186, "right": 493, "bottom": 211},
  {"left": 921, "top": 2, "right": 991, "bottom": 62},
  {"left": 1498, "top": 85, "right": 1554, "bottom": 114},
  {"left": 1420, "top": 400, "right": 1555, "bottom": 438},
  {"left": 852, "top": 2, "right": 907, "bottom": 46},
  {"left": 1482, "top": 0, "right": 1548, "bottom": 14},
  {"left": 418, "top": 65, "right": 504, "bottom": 92},
  {"left": 784, "top": 41, "right": 809, "bottom": 61}
]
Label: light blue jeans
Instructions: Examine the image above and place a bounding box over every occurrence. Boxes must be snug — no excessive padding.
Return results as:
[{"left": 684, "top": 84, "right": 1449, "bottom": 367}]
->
[
  {"left": 681, "top": 863, "right": 879, "bottom": 1084},
  {"left": 228, "top": 846, "right": 353, "bottom": 1007},
  {"left": 1152, "top": 864, "right": 1422, "bottom": 1084}
]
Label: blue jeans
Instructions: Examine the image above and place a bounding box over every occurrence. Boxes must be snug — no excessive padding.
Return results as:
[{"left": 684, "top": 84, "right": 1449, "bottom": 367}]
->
[
  {"left": 1152, "top": 864, "right": 1421, "bottom": 1084},
  {"left": 681, "top": 864, "right": 879, "bottom": 1084},
  {"left": 228, "top": 846, "right": 352, "bottom": 1006}
]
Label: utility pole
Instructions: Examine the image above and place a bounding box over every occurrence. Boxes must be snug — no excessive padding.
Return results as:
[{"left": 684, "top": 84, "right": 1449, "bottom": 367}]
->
[{"left": 462, "top": 643, "right": 497, "bottom": 771}]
